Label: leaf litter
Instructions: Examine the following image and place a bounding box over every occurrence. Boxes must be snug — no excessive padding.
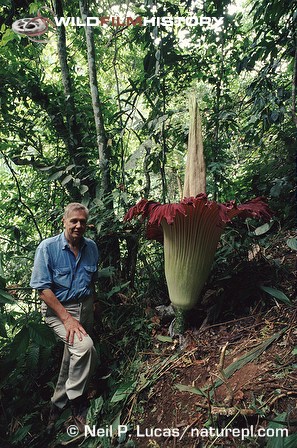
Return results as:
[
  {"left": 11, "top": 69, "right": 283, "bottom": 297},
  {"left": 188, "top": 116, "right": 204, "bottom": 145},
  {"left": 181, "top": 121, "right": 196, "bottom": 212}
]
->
[
  {"left": 126, "top": 305, "right": 297, "bottom": 448},
  {"left": 124, "top": 231, "right": 297, "bottom": 448}
]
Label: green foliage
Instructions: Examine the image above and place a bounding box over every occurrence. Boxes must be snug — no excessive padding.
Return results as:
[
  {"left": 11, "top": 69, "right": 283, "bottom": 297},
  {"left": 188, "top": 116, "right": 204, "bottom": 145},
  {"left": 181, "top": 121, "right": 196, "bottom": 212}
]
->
[
  {"left": 0, "top": 0, "right": 295, "bottom": 445},
  {"left": 266, "top": 412, "right": 288, "bottom": 448},
  {"left": 260, "top": 286, "right": 291, "bottom": 305},
  {"left": 286, "top": 238, "right": 297, "bottom": 251}
]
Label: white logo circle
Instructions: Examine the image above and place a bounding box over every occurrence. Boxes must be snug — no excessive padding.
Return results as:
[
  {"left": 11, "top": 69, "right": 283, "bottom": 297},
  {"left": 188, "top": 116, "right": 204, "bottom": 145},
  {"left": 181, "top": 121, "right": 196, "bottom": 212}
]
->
[{"left": 67, "top": 424, "right": 79, "bottom": 437}]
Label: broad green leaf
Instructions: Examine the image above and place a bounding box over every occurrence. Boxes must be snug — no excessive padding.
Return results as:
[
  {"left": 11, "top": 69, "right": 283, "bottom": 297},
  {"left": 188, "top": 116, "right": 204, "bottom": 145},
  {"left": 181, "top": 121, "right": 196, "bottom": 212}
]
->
[
  {"left": 270, "top": 110, "right": 279, "bottom": 122},
  {"left": 110, "top": 381, "right": 136, "bottom": 403},
  {"left": 126, "top": 144, "right": 146, "bottom": 170},
  {"left": 98, "top": 266, "right": 115, "bottom": 278},
  {"left": 174, "top": 384, "right": 207, "bottom": 397},
  {"left": 253, "top": 222, "right": 273, "bottom": 236},
  {"left": 284, "top": 433, "right": 297, "bottom": 448},
  {"left": 29, "top": 3, "right": 39, "bottom": 13},
  {"left": 260, "top": 286, "right": 291, "bottom": 305},
  {"left": 65, "top": 164, "right": 76, "bottom": 172},
  {"left": 286, "top": 238, "right": 297, "bottom": 251},
  {"left": 266, "top": 412, "right": 287, "bottom": 448},
  {"left": 106, "top": 281, "right": 130, "bottom": 299},
  {"left": 80, "top": 184, "right": 89, "bottom": 194},
  {"left": 292, "top": 347, "right": 297, "bottom": 355},
  {"left": 87, "top": 396, "right": 104, "bottom": 424},
  {"left": 111, "top": 413, "right": 122, "bottom": 437},
  {"left": 8, "top": 326, "right": 30, "bottom": 360},
  {"left": 39, "top": 165, "right": 55, "bottom": 171},
  {"left": 10, "top": 424, "right": 32, "bottom": 444},
  {"left": 48, "top": 170, "right": 64, "bottom": 181},
  {"left": 0, "top": 28, "right": 16, "bottom": 46},
  {"left": 26, "top": 344, "right": 40, "bottom": 370},
  {"left": 0, "top": 289, "right": 16, "bottom": 304},
  {"left": 61, "top": 174, "right": 73, "bottom": 186},
  {"left": 157, "top": 335, "right": 173, "bottom": 343},
  {"left": 28, "top": 322, "right": 56, "bottom": 347}
]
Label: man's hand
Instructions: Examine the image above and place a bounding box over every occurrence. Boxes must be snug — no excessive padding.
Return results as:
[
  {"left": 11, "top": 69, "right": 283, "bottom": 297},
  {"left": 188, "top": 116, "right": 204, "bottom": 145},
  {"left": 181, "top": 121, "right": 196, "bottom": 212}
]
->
[
  {"left": 39, "top": 289, "right": 88, "bottom": 345},
  {"left": 63, "top": 314, "right": 87, "bottom": 345}
]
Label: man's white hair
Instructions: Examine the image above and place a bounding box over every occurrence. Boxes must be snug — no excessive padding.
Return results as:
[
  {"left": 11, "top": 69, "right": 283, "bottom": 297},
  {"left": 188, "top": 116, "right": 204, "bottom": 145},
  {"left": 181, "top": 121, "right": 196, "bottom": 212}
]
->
[{"left": 63, "top": 203, "right": 89, "bottom": 219}]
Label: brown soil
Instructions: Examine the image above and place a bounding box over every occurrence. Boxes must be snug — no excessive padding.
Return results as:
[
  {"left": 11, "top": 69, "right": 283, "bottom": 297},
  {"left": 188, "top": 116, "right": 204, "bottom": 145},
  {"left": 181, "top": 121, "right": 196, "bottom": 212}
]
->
[{"left": 126, "top": 231, "right": 297, "bottom": 448}]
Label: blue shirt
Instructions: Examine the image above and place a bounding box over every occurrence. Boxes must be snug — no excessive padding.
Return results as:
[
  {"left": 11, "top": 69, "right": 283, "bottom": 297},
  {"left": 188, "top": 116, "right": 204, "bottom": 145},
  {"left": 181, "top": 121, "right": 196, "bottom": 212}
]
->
[{"left": 30, "top": 232, "right": 99, "bottom": 303}]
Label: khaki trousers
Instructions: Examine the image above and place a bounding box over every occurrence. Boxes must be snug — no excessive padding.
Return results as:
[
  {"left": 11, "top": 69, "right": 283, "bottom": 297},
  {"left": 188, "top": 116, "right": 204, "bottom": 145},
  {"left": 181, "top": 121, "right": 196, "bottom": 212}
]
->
[{"left": 42, "top": 296, "right": 98, "bottom": 409}]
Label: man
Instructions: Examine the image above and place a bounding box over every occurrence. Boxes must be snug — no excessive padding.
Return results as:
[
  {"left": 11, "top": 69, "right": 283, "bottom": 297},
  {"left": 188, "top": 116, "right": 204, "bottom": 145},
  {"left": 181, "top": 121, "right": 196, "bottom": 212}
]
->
[{"left": 30, "top": 203, "right": 99, "bottom": 433}]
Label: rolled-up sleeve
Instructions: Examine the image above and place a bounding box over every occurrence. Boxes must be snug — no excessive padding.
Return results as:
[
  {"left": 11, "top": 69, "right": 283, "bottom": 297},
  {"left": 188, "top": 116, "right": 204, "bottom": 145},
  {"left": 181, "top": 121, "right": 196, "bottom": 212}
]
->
[{"left": 30, "top": 242, "right": 53, "bottom": 291}]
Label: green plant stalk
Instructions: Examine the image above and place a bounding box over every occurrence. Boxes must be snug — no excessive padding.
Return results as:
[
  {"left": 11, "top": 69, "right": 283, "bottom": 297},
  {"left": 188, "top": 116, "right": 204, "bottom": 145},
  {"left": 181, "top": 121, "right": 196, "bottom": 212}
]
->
[{"left": 173, "top": 307, "right": 187, "bottom": 334}]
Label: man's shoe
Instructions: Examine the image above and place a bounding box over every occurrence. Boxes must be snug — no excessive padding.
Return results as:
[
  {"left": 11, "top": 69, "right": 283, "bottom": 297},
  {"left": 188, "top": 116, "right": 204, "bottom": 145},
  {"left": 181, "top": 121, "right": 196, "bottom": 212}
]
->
[
  {"left": 46, "top": 403, "right": 64, "bottom": 435},
  {"left": 70, "top": 395, "right": 89, "bottom": 433}
]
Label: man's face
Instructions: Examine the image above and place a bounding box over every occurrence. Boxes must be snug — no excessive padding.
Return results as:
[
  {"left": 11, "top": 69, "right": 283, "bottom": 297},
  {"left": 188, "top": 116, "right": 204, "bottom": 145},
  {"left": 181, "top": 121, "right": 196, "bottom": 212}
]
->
[{"left": 63, "top": 209, "right": 88, "bottom": 243}]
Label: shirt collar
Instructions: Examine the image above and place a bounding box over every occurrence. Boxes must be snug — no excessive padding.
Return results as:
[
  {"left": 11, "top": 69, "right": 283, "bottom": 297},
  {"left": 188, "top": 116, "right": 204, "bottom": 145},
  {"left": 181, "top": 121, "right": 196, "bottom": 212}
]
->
[{"left": 61, "top": 231, "right": 86, "bottom": 250}]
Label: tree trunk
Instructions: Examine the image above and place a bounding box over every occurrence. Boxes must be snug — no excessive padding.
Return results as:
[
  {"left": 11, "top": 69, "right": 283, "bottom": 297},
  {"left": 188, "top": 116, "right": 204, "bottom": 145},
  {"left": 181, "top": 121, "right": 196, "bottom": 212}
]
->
[
  {"left": 79, "top": 0, "right": 112, "bottom": 196},
  {"left": 292, "top": 45, "right": 297, "bottom": 127},
  {"left": 79, "top": 0, "right": 121, "bottom": 272},
  {"left": 54, "top": 0, "right": 97, "bottom": 199}
]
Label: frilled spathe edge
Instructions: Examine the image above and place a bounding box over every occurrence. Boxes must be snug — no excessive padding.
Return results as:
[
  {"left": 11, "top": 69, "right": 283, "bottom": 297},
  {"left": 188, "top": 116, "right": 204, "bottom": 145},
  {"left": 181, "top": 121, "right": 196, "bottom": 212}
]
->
[{"left": 124, "top": 194, "right": 273, "bottom": 236}]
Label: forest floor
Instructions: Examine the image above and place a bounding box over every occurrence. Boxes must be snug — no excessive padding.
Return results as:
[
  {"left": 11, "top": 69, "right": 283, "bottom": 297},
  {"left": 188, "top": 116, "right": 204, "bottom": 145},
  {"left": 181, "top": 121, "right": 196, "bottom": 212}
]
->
[
  {"left": 48, "top": 230, "right": 296, "bottom": 448},
  {"left": 127, "top": 305, "right": 297, "bottom": 448},
  {"left": 124, "top": 230, "right": 297, "bottom": 448}
]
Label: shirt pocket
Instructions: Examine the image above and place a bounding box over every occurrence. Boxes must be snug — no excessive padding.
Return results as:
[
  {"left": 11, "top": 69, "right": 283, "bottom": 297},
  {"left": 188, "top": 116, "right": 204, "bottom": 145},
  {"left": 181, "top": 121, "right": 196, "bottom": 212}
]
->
[
  {"left": 83, "top": 265, "right": 97, "bottom": 285},
  {"left": 53, "top": 267, "right": 72, "bottom": 289}
]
